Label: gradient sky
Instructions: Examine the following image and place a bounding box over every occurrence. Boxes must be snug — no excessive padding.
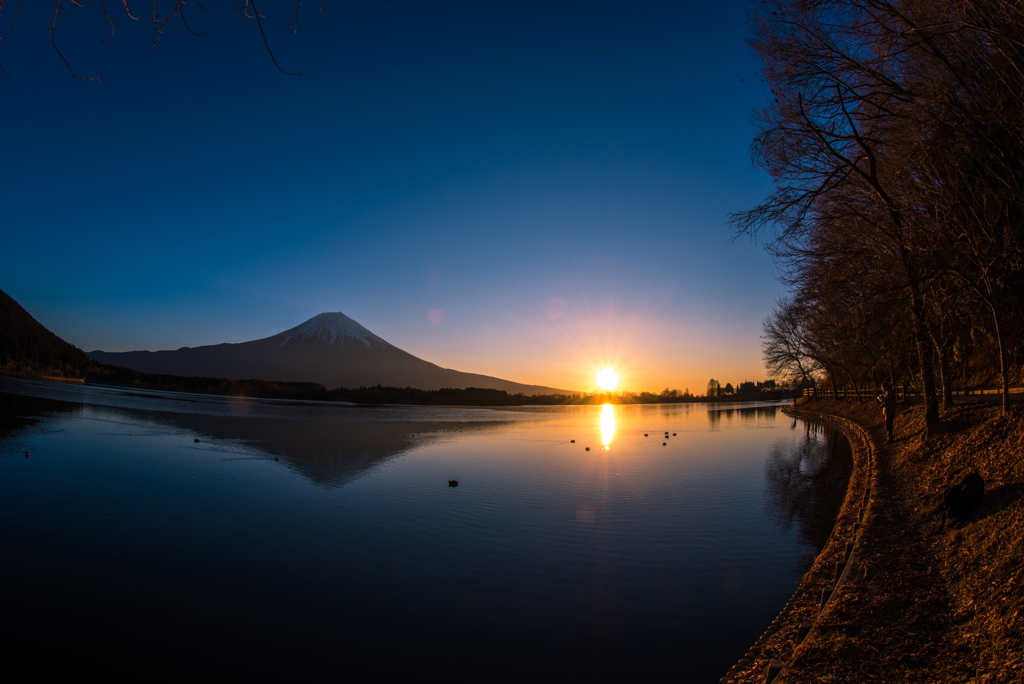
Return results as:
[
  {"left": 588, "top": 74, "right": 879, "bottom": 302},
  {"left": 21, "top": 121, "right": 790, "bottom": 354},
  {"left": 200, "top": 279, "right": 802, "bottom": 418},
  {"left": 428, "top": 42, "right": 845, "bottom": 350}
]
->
[{"left": 1, "top": 0, "right": 781, "bottom": 394}]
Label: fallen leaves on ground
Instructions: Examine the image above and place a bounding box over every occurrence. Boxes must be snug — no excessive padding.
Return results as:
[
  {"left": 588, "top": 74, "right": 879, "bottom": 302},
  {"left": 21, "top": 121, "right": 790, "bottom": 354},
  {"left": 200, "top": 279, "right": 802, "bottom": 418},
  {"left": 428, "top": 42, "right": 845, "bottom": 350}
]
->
[{"left": 725, "top": 398, "right": 1024, "bottom": 684}]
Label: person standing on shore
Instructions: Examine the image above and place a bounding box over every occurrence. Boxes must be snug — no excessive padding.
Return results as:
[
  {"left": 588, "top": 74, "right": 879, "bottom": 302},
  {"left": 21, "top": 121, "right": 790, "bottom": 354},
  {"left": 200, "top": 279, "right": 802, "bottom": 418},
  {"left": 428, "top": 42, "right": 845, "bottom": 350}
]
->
[{"left": 877, "top": 382, "right": 897, "bottom": 443}]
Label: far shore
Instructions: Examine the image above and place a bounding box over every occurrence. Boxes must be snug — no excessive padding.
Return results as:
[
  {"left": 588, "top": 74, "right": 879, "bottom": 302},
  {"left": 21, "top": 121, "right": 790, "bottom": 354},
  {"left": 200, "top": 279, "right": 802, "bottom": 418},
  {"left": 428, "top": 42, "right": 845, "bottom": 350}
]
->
[
  {"left": 722, "top": 398, "right": 1022, "bottom": 683},
  {"left": 0, "top": 368, "right": 794, "bottom": 408},
  {"left": 1, "top": 372, "right": 792, "bottom": 413}
]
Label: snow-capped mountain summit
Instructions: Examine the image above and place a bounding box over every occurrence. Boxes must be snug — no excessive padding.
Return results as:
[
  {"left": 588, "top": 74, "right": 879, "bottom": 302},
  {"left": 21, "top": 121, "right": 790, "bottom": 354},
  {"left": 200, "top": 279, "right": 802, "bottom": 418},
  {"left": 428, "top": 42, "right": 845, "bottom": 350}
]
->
[
  {"left": 278, "top": 312, "right": 390, "bottom": 349},
  {"left": 89, "top": 312, "right": 571, "bottom": 395}
]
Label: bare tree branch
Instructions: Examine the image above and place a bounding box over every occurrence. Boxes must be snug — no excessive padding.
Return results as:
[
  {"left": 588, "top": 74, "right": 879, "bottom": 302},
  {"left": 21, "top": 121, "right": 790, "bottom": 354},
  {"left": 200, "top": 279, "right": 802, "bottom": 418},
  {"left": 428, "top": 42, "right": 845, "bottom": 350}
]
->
[
  {"left": 248, "top": 0, "right": 306, "bottom": 75},
  {"left": 51, "top": 1, "right": 101, "bottom": 81}
]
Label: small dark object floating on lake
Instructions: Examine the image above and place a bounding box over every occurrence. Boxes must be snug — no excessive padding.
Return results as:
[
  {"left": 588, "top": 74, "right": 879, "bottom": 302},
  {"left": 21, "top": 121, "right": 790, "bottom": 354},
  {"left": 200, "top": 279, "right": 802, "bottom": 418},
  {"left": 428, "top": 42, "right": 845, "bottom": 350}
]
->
[
  {"left": 663, "top": 443, "right": 666, "bottom": 446},
  {"left": 194, "top": 439, "right": 199, "bottom": 443},
  {"left": 448, "top": 480, "right": 459, "bottom": 487},
  {"left": 571, "top": 440, "right": 575, "bottom": 443},
  {"left": 275, "top": 458, "right": 279, "bottom": 461},
  {"left": 585, "top": 447, "right": 590, "bottom": 451},
  {"left": 644, "top": 434, "right": 648, "bottom": 437},
  {"left": 673, "top": 433, "right": 676, "bottom": 436},
  {"left": 24, "top": 452, "right": 30, "bottom": 458}
]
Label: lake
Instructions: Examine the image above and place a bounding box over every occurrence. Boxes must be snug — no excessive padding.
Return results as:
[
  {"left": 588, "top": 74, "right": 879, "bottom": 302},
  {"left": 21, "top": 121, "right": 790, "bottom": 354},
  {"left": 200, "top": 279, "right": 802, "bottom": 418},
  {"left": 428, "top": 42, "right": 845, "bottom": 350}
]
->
[{"left": 0, "top": 377, "right": 851, "bottom": 682}]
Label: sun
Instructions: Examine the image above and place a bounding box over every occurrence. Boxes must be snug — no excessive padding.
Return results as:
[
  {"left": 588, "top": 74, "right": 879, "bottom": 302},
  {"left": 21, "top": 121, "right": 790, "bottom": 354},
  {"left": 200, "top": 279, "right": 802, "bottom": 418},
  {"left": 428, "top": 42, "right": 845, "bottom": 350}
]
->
[{"left": 596, "top": 368, "right": 619, "bottom": 391}]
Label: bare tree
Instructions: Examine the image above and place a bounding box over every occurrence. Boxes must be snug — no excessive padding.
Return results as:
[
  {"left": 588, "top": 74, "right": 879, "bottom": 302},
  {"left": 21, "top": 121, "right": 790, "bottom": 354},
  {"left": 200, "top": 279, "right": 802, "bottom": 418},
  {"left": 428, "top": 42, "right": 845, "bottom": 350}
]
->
[
  {"left": 736, "top": 0, "right": 1024, "bottom": 431},
  {"left": 0, "top": 0, "right": 321, "bottom": 80},
  {"left": 762, "top": 298, "right": 820, "bottom": 388}
]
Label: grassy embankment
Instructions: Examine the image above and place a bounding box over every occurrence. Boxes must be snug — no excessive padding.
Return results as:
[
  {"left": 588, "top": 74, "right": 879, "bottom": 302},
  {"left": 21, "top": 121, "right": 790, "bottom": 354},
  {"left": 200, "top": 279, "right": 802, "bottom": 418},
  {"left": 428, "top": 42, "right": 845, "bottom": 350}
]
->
[{"left": 722, "top": 397, "right": 1023, "bottom": 684}]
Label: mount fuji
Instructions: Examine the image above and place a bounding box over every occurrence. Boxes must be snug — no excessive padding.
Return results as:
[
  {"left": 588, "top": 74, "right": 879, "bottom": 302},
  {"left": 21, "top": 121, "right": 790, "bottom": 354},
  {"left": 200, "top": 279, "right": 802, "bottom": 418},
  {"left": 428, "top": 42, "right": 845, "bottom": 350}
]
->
[{"left": 88, "top": 312, "right": 572, "bottom": 395}]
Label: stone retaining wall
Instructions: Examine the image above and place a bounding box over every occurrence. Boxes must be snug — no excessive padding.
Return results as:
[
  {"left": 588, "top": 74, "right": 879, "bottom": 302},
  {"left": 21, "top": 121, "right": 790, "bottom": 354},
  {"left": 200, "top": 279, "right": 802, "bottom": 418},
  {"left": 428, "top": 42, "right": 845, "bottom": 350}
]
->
[{"left": 719, "top": 408, "right": 878, "bottom": 684}]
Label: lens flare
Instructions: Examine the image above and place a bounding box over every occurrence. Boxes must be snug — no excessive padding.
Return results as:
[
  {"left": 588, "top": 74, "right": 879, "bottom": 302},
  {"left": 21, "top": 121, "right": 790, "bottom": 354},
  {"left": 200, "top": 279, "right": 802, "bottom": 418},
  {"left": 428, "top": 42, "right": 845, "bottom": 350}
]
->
[{"left": 596, "top": 368, "right": 619, "bottom": 391}]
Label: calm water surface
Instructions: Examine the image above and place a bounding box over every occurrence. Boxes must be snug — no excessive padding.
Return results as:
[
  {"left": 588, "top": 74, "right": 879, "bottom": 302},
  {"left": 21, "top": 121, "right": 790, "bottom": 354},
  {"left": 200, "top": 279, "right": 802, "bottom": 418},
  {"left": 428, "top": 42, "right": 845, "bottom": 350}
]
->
[{"left": 0, "top": 377, "right": 851, "bottom": 681}]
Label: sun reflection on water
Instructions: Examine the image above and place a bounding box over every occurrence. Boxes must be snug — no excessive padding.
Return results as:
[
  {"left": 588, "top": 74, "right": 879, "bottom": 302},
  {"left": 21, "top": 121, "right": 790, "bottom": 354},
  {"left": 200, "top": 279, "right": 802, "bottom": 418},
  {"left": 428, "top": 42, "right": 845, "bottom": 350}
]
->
[{"left": 600, "top": 404, "right": 616, "bottom": 448}]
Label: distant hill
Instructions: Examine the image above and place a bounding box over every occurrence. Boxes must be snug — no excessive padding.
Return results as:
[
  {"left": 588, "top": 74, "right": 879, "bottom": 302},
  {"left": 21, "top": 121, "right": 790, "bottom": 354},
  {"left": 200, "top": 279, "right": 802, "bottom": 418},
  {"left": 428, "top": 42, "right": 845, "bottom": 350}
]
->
[
  {"left": 0, "top": 290, "right": 90, "bottom": 377},
  {"left": 89, "top": 312, "right": 574, "bottom": 395}
]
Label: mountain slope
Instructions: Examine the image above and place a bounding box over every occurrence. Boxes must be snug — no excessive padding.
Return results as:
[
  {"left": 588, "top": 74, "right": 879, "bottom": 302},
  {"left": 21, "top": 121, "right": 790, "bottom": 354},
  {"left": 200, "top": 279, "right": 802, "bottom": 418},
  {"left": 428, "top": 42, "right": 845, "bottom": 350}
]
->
[
  {"left": 89, "top": 312, "right": 573, "bottom": 395},
  {"left": 0, "top": 290, "right": 90, "bottom": 376}
]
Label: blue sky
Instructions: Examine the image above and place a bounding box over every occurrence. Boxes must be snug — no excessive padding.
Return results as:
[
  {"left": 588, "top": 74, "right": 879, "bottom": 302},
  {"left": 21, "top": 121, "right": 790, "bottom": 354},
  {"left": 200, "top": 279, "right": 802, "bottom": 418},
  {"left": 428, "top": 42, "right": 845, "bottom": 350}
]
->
[{"left": 1, "top": 0, "right": 780, "bottom": 393}]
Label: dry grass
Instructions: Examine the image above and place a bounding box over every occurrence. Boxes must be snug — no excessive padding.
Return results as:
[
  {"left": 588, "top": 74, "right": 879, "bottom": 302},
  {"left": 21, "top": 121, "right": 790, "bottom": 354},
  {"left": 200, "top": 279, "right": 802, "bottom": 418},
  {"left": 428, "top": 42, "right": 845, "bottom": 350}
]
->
[{"left": 723, "top": 398, "right": 1024, "bottom": 683}]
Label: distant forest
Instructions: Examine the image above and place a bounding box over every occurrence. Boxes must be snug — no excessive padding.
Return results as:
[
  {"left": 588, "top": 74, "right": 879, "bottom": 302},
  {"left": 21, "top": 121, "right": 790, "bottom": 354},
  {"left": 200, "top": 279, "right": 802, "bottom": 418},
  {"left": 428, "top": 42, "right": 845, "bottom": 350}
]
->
[
  {"left": 0, "top": 290, "right": 91, "bottom": 377},
  {"left": 69, "top": 375, "right": 794, "bottom": 407},
  {"left": 1, "top": 290, "right": 793, "bottom": 406}
]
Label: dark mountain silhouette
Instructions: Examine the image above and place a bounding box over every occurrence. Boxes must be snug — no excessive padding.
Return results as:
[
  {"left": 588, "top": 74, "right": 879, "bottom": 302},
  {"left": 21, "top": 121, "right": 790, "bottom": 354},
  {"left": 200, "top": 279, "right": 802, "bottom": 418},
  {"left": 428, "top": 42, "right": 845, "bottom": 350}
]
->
[
  {"left": 89, "top": 312, "right": 572, "bottom": 395},
  {"left": 0, "top": 289, "right": 90, "bottom": 377}
]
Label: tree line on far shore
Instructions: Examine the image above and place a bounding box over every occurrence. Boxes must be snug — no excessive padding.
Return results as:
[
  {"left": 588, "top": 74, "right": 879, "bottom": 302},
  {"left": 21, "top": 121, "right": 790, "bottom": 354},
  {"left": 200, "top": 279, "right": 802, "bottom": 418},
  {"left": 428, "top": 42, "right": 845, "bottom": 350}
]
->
[
  {"left": 739, "top": 0, "right": 1024, "bottom": 435},
  {"left": 71, "top": 374, "right": 795, "bottom": 406},
  {"left": 6, "top": 358, "right": 797, "bottom": 406},
  {"left": 2, "top": 289, "right": 796, "bottom": 406},
  {"left": 78, "top": 365, "right": 797, "bottom": 406}
]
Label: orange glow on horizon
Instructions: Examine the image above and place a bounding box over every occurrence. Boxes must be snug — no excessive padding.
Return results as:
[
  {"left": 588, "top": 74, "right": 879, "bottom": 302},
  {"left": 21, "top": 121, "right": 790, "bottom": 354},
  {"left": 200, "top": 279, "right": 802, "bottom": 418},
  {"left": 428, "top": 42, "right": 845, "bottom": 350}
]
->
[{"left": 410, "top": 297, "right": 768, "bottom": 395}]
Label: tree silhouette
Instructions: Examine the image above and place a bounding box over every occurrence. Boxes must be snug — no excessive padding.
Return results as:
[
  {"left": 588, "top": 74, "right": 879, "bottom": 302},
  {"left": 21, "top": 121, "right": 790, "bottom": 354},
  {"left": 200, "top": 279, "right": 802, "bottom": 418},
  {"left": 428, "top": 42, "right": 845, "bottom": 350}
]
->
[
  {"left": 736, "top": 0, "right": 1024, "bottom": 429},
  {"left": 0, "top": 1, "right": 318, "bottom": 80}
]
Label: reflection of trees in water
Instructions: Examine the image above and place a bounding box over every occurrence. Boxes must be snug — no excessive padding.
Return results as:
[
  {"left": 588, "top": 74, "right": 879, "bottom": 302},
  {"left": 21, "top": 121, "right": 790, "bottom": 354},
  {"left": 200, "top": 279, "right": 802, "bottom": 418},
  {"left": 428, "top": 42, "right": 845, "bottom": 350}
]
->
[
  {"left": 0, "top": 391, "right": 82, "bottom": 444},
  {"left": 742, "top": 405, "right": 778, "bottom": 425},
  {"left": 1, "top": 389, "right": 501, "bottom": 489},
  {"left": 764, "top": 421, "right": 853, "bottom": 568},
  {"left": 707, "top": 404, "right": 781, "bottom": 431},
  {"left": 155, "top": 411, "right": 499, "bottom": 488}
]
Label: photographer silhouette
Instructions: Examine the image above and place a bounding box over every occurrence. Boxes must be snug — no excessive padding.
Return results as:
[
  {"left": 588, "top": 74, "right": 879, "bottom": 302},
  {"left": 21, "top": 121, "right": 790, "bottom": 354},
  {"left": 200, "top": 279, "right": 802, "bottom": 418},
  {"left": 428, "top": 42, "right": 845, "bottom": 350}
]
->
[{"left": 877, "top": 382, "right": 897, "bottom": 443}]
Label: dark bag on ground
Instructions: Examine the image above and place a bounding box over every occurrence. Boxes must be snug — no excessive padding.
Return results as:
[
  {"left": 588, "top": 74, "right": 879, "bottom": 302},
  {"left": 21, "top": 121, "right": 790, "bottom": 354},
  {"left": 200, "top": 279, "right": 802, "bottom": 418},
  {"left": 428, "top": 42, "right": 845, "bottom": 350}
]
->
[{"left": 940, "top": 472, "right": 984, "bottom": 528}]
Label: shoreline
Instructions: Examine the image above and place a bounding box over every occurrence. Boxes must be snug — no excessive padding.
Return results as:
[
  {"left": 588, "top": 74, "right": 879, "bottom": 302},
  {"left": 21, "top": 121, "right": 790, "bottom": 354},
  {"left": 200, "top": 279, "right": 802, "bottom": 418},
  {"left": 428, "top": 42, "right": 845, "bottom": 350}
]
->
[
  {"left": 725, "top": 398, "right": 1023, "bottom": 683},
  {"left": 0, "top": 367, "right": 795, "bottom": 408},
  {"left": 0, "top": 373, "right": 790, "bottom": 412},
  {"left": 719, "top": 403, "right": 875, "bottom": 683}
]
